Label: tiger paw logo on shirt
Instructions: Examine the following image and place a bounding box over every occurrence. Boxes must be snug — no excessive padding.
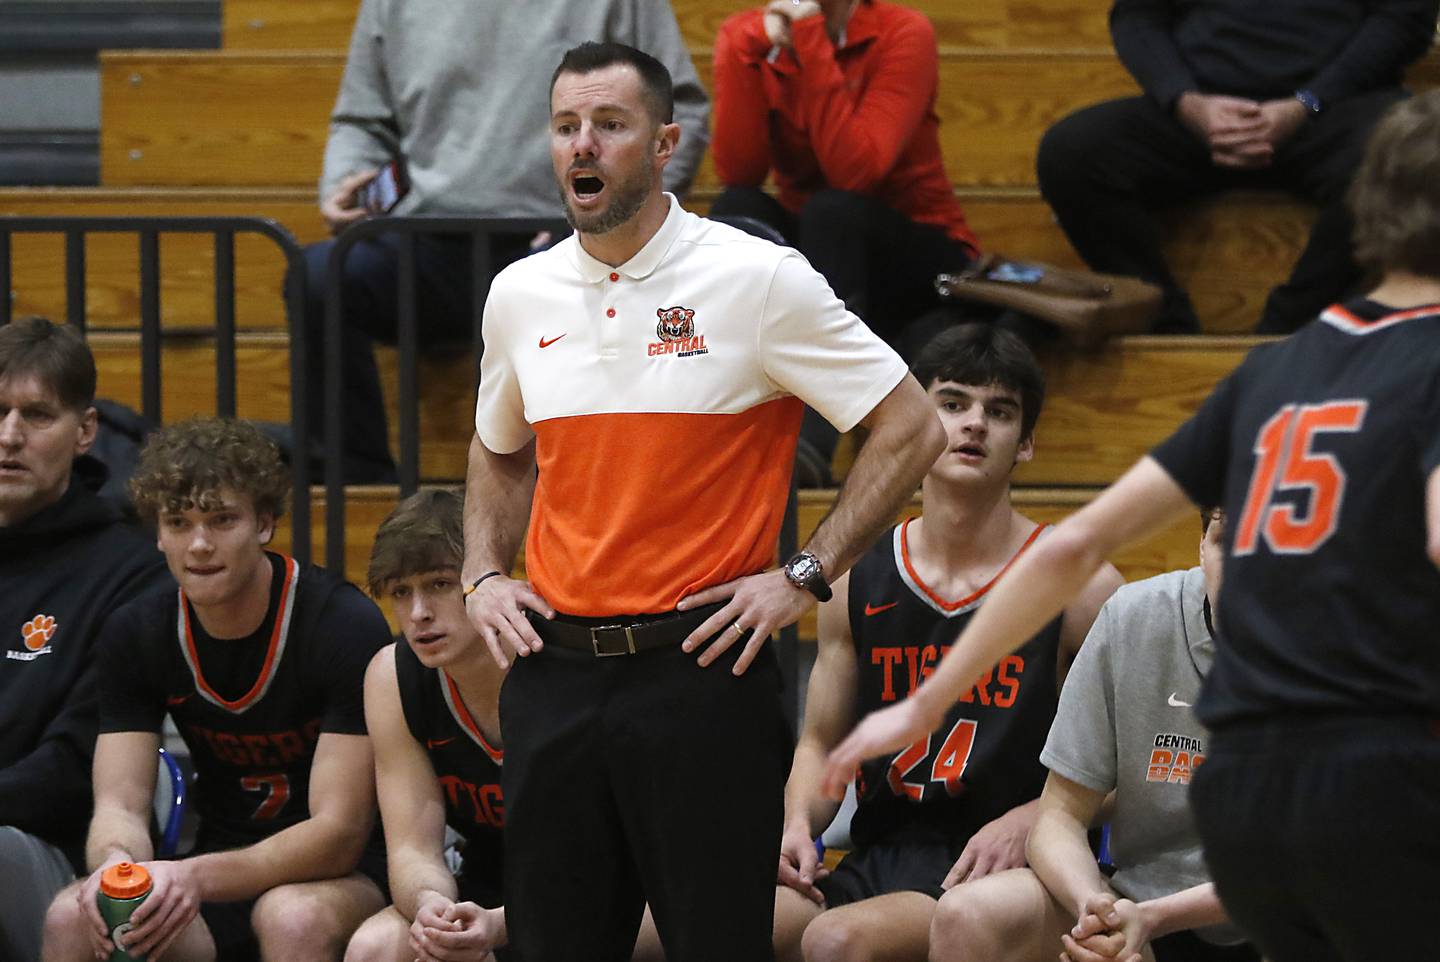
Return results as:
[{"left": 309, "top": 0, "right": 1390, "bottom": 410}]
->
[
  {"left": 648, "top": 306, "right": 709, "bottom": 357},
  {"left": 8, "top": 613, "right": 57, "bottom": 661}
]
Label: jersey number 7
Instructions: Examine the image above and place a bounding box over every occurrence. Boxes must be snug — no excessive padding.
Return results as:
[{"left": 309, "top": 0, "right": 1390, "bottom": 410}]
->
[
  {"left": 1234, "top": 400, "right": 1367, "bottom": 556},
  {"left": 240, "top": 773, "right": 291, "bottom": 820},
  {"left": 888, "top": 718, "right": 978, "bottom": 801}
]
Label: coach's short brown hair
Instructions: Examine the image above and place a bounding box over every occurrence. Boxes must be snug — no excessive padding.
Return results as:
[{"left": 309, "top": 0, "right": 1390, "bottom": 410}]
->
[
  {"left": 129, "top": 417, "right": 289, "bottom": 525},
  {"left": 1349, "top": 91, "right": 1440, "bottom": 278},
  {"left": 366, "top": 489, "right": 465, "bottom": 597},
  {"left": 0, "top": 317, "right": 96, "bottom": 412}
]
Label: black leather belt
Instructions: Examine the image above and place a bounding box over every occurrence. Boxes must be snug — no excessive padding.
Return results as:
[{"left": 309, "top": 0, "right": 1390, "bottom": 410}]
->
[{"left": 531, "top": 603, "right": 727, "bottom": 657}]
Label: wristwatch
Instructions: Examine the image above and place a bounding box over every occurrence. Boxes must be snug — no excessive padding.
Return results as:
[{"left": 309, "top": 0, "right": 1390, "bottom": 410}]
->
[
  {"left": 1294, "top": 89, "right": 1323, "bottom": 115},
  {"left": 783, "top": 551, "right": 832, "bottom": 602}
]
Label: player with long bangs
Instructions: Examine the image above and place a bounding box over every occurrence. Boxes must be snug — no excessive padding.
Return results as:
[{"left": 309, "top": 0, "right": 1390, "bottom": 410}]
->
[
  {"left": 42, "top": 417, "right": 391, "bottom": 962},
  {"left": 764, "top": 325, "right": 1121, "bottom": 962}
]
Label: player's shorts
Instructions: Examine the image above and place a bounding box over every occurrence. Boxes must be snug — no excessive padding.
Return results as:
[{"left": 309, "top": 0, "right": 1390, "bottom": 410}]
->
[
  {"left": 1151, "top": 929, "right": 1261, "bottom": 962},
  {"left": 817, "top": 840, "right": 956, "bottom": 907}
]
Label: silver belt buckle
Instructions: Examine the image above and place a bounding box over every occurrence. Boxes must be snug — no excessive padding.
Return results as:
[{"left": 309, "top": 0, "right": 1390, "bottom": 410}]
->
[{"left": 590, "top": 624, "right": 637, "bottom": 657}]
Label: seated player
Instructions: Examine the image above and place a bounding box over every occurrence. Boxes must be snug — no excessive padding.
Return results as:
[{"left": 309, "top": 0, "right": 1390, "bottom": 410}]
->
[
  {"left": 769, "top": 326, "right": 1122, "bottom": 962},
  {"left": 930, "top": 511, "right": 1259, "bottom": 962},
  {"left": 41, "top": 417, "right": 392, "bottom": 962},
  {"left": 345, "top": 490, "right": 509, "bottom": 962}
]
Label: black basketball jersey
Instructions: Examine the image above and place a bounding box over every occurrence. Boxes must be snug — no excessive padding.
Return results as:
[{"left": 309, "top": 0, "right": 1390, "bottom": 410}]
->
[
  {"left": 847, "top": 520, "right": 1063, "bottom": 848},
  {"left": 1152, "top": 300, "right": 1440, "bottom": 728},
  {"left": 394, "top": 640, "right": 504, "bottom": 898},
  {"left": 98, "top": 553, "right": 391, "bottom": 848}
]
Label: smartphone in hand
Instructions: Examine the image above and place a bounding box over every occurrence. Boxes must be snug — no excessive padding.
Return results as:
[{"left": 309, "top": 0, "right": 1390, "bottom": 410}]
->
[{"left": 356, "top": 160, "right": 409, "bottom": 215}]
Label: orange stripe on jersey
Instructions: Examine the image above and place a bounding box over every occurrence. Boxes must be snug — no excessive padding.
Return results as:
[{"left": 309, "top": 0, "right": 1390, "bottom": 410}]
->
[
  {"left": 441, "top": 671, "right": 503, "bottom": 764},
  {"left": 527, "top": 398, "right": 804, "bottom": 615},
  {"left": 899, "top": 518, "right": 1048, "bottom": 612},
  {"left": 1321, "top": 303, "right": 1440, "bottom": 334},
  {"left": 177, "top": 555, "right": 300, "bottom": 714}
]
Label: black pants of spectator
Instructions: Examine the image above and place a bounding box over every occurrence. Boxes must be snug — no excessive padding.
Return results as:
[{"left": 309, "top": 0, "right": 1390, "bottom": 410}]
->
[
  {"left": 1036, "top": 89, "right": 1405, "bottom": 335},
  {"left": 1190, "top": 715, "right": 1440, "bottom": 962},
  {"left": 500, "top": 632, "right": 790, "bottom": 962},
  {"left": 290, "top": 231, "right": 531, "bottom": 483},
  {"left": 711, "top": 186, "right": 974, "bottom": 476}
]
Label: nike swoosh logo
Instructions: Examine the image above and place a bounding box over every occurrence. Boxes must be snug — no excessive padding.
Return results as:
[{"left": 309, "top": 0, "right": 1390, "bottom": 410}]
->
[
  {"left": 538, "top": 334, "right": 567, "bottom": 349},
  {"left": 426, "top": 737, "right": 456, "bottom": 749},
  {"left": 166, "top": 694, "right": 191, "bottom": 706},
  {"left": 1167, "top": 693, "right": 1192, "bottom": 708},
  {"left": 864, "top": 602, "right": 899, "bottom": 616}
]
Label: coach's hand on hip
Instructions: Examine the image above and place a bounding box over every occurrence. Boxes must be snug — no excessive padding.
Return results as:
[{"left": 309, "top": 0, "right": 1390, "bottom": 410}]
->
[
  {"left": 464, "top": 574, "right": 555, "bottom": 670},
  {"left": 677, "top": 569, "right": 813, "bottom": 675}
]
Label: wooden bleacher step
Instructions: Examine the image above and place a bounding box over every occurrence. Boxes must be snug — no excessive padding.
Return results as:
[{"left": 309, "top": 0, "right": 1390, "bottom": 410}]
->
[
  {"left": 1, "top": 185, "right": 1314, "bottom": 335},
  {"left": 98, "top": 48, "right": 1440, "bottom": 192},
  {"left": 88, "top": 331, "right": 1256, "bottom": 487},
  {"left": 271, "top": 487, "right": 1207, "bottom": 638},
  {"left": 219, "top": 0, "right": 1109, "bottom": 53}
]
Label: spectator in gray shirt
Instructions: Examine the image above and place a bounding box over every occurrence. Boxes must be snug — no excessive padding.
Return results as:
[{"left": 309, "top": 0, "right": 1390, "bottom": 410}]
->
[{"left": 291, "top": 0, "right": 710, "bottom": 482}]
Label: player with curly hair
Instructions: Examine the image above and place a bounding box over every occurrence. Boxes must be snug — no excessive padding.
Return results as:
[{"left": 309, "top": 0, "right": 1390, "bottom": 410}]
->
[{"left": 42, "top": 417, "right": 394, "bottom": 962}]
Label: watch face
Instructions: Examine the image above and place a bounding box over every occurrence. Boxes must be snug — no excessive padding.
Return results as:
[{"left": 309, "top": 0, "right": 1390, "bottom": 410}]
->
[{"left": 789, "top": 554, "right": 821, "bottom": 584}]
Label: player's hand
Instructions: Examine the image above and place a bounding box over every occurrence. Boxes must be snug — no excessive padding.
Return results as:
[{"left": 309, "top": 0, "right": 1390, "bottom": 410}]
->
[
  {"left": 320, "top": 168, "right": 379, "bottom": 234},
  {"left": 776, "top": 821, "right": 829, "bottom": 904},
  {"left": 676, "top": 569, "right": 813, "bottom": 674},
  {"left": 942, "top": 803, "right": 1035, "bottom": 888},
  {"left": 76, "top": 856, "right": 130, "bottom": 957},
  {"left": 821, "top": 696, "right": 943, "bottom": 800},
  {"left": 463, "top": 574, "right": 555, "bottom": 669},
  {"left": 114, "top": 859, "right": 201, "bottom": 961},
  {"left": 412, "top": 897, "right": 504, "bottom": 962},
  {"left": 1061, "top": 894, "right": 1146, "bottom": 962},
  {"left": 763, "top": 0, "right": 823, "bottom": 47}
]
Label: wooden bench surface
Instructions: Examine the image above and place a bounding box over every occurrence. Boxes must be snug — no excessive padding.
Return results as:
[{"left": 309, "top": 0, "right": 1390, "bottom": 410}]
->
[
  {"left": 220, "top": 0, "right": 1113, "bottom": 53},
  {"left": 270, "top": 486, "right": 1203, "bottom": 638},
  {"left": 88, "top": 330, "right": 1253, "bottom": 487}
]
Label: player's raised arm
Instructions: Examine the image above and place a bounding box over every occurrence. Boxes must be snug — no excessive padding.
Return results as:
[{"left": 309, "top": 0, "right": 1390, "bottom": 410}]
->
[{"left": 822, "top": 458, "right": 1193, "bottom": 796}]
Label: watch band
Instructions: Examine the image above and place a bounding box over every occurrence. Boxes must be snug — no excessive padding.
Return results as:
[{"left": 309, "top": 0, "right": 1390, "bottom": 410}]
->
[{"left": 1295, "top": 89, "right": 1322, "bottom": 115}]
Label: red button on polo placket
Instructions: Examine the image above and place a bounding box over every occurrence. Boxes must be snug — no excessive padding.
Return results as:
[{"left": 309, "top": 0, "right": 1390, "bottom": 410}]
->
[
  {"left": 609, "top": 272, "right": 619, "bottom": 282},
  {"left": 606, "top": 308, "right": 616, "bottom": 318}
]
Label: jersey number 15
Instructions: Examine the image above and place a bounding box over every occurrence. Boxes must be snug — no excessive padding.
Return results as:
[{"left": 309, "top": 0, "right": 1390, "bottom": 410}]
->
[{"left": 1235, "top": 400, "right": 1367, "bottom": 556}]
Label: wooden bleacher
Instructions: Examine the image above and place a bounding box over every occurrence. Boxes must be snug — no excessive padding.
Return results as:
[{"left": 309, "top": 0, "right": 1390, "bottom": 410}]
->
[{"left": 5, "top": 0, "right": 1380, "bottom": 606}]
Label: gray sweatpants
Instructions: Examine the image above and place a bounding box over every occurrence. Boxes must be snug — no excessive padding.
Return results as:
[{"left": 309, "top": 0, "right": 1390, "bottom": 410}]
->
[{"left": 0, "top": 826, "right": 75, "bottom": 962}]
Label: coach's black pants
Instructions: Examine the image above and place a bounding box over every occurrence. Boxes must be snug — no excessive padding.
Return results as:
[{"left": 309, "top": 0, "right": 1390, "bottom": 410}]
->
[
  {"left": 1191, "top": 715, "right": 1440, "bottom": 962},
  {"left": 499, "top": 636, "right": 791, "bottom": 962},
  {"left": 1036, "top": 89, "right": 1405, "bottom": 334}
]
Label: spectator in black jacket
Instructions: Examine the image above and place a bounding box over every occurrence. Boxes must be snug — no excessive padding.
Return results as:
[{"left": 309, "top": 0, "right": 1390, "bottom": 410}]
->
[
  {"left": 1037, "top": 0, "right": 1439, "bottom": 335},
  {"left": 0, "top": 317, "right": 170, "bottom": 962}
]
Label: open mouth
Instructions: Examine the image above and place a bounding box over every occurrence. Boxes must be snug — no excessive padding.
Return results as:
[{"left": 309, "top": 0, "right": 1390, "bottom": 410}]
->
[
  {"left": 0, "top": 459, "right": 26, "bottom": 472},
  {"left": 954, "top": 443, "right": 986, "bottom": 459},
  {"left": 570, "top": 171, "right": 606, "bottom": 203}
]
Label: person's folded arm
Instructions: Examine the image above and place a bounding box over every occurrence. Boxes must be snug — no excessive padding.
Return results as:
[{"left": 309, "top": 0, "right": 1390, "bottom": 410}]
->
[
  {"left": 1026, "top": 772, "right": 1111, "bottom": 917},
  {"left": 1306, "top": 0, "right": 1439, "bottom": 108},
  {"left": 321, "top": 0, "right": 401, "bottom": 204},
  {"left": 712, "top": 14, "right": 776, "bottom": 188}
]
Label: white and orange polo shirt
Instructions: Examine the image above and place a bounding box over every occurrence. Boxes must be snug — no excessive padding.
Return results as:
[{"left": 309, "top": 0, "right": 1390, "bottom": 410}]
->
[{"left": 475, "top": 196, "right": 908, "bottom": 616}]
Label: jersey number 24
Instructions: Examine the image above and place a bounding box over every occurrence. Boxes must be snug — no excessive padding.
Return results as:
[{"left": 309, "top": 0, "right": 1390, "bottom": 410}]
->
[
  {"left": 1235, "top": 400, "right": 1366, "bottom": 556},
  {"left": 888, "top": 718, "right": 978, "bottom": 801}
]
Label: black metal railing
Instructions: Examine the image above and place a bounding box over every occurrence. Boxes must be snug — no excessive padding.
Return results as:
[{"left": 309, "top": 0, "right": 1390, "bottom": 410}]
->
[{"left": 0, "top": 216, "right": 312, "bottom": 559}]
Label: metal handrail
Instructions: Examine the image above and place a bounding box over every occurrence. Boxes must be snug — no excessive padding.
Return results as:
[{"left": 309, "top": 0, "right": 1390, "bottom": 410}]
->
[{"left": 0, "top": 216, "right": 313, "bottom": 560}]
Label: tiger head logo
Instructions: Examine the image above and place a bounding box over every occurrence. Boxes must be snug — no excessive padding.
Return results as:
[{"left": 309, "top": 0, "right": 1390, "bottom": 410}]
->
[
  {"left": 655, "top": 306, "right": 696, "bottom": 343},
  {"left": 22, "top": 614, "right": 56, "bottom": 651}
]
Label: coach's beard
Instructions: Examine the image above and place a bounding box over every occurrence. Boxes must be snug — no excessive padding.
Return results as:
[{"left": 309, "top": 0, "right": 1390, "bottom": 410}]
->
[{"left": 557, "top": 166, "right": 653, "bottom": 235}]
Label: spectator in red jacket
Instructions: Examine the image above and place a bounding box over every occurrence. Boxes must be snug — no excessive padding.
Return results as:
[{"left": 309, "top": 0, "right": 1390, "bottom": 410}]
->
[{"left": 712, "top": 0, "right": 977, "bottom": 484}]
